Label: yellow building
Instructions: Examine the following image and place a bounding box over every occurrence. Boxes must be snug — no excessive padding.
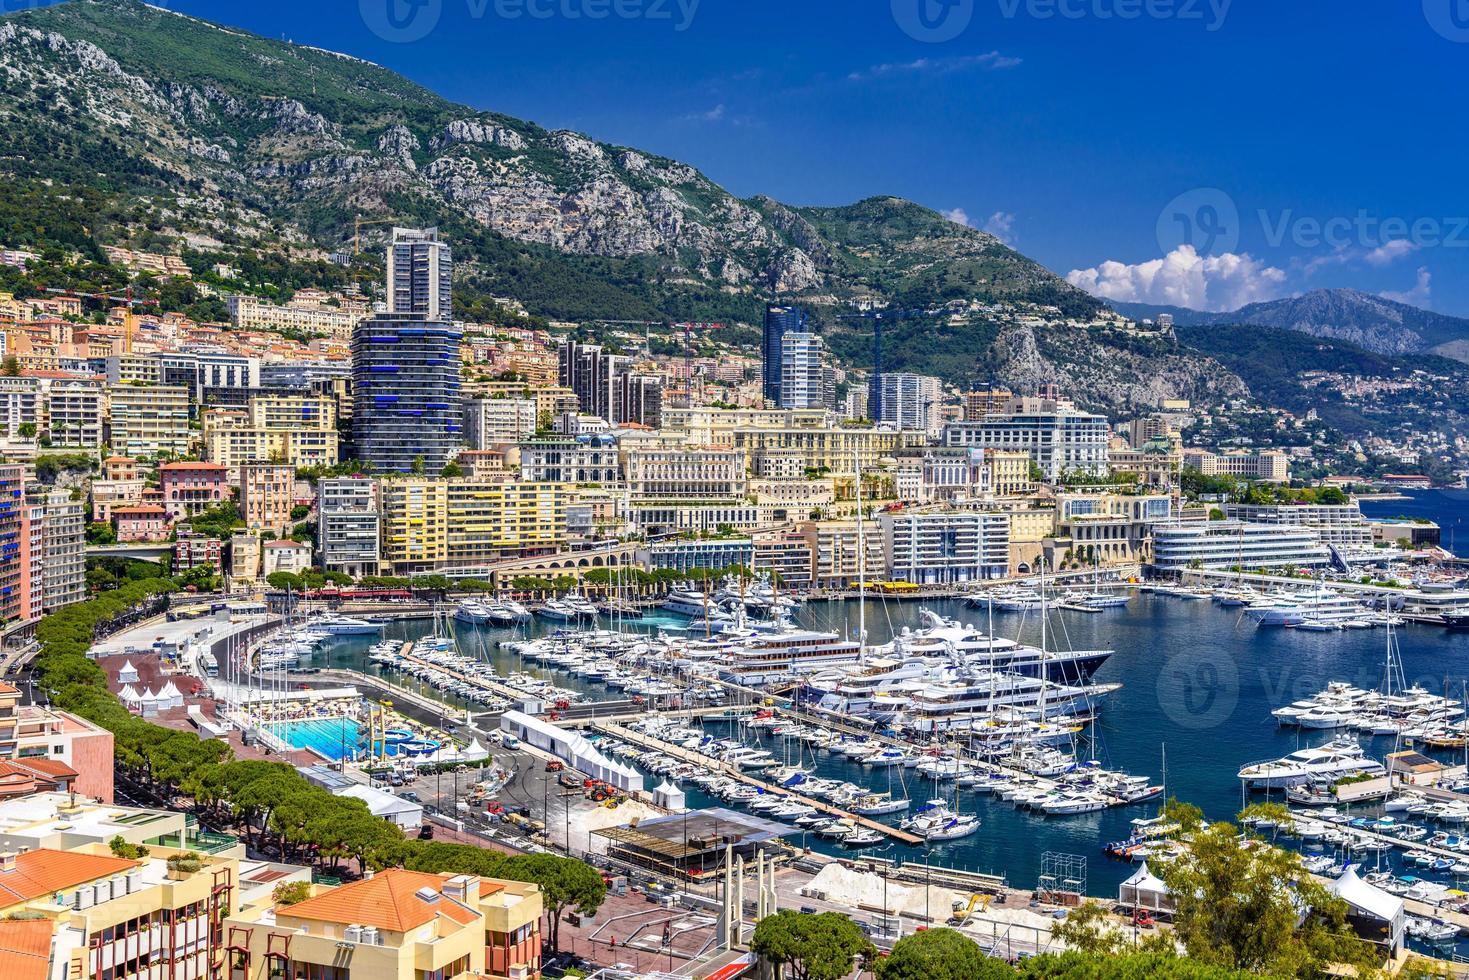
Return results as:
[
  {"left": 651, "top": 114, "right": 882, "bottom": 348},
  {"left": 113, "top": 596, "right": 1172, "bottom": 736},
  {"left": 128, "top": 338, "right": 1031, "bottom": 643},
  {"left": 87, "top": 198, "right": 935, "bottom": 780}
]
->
[
  {"left": 0, "top": 844, "right": 254, "bottom": 980},
  {"left": 380, "top": 479, "right": 450, "bottom": 574},
  {"left": 107, "top": 384, "right": 191, "bottom": 458},
  {"left": 734, "top": 426, "right": 927, "bottom": 476},
  {"left": 381, "top": 478, "right": 570, "bottom": 574},
  {"left": 204, "top": 395, "right": 340, "bottom": 470},
  {"left": 986, "top": 449, "right": 1035, "bottom": 496},
  {"left": 223, "top": 869, "right": 543, "bottom": 980},
  {"left": 446, "top": 480, "right": 569, "bottom": 567}
]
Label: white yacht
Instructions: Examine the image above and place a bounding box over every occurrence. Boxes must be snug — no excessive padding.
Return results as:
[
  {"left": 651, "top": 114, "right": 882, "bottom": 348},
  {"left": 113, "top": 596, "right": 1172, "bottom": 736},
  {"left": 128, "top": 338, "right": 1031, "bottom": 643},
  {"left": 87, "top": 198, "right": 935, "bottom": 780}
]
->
[
  {"left": 308, "top": 614, "right": 382, "bottom": 636},
  {"left": 453, "top": 598, "right": 494, "bottom": 625},
  {"left": 1246, "top": 587, "right": 1367, "bottom": 627},
  {"left": 716, "top": 629, "right": 863, "bottom": 686},
  {"left": 1237, "top": 737, "right": 1385, "bottom": 789},
  {"left": 663, "top": 584, "right": 715, "bottom": 618}
]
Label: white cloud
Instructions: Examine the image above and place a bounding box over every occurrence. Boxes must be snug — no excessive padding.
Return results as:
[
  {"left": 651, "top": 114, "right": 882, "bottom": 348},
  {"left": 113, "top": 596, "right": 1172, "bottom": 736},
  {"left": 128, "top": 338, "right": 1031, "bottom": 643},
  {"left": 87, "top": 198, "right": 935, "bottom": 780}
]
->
[
  {"left": 1066, "top": 245, "right": 1288, "bottom": 312},
  {"left": 684, "top": 104, "right": 726, "bottom": 122},
  {"left": 983, "top": 211, "right": 1016, "bottom": 245},
  {"left": 1364, "top": 239, "right": 1418, "bottom": 267},
  {"left": 1379, "top": 266, "right": 1431, "bottom": 307},
  {"left": 941, "top": 208, "right": 971, "bottom": 227},
  {"left": 847, "top": 51, "right": 1021, "bottom": 82}
]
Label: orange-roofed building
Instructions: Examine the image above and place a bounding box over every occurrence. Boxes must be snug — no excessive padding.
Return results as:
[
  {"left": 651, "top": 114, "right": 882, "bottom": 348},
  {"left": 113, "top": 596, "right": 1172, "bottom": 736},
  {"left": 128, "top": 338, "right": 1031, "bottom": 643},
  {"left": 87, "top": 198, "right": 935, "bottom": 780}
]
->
[
  {"left": 225, "top": 869, "right": 542, "bottom": 980},
  {"left": 0, "top": 917, "right": 52, "bottom": 980}
]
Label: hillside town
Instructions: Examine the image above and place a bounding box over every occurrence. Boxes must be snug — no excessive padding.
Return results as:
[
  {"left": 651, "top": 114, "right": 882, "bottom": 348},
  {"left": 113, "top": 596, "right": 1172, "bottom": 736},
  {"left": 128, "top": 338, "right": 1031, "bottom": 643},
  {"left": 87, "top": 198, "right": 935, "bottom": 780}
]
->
[{"left": 0, "top": 227, "right": 1465, "bottom": 980}]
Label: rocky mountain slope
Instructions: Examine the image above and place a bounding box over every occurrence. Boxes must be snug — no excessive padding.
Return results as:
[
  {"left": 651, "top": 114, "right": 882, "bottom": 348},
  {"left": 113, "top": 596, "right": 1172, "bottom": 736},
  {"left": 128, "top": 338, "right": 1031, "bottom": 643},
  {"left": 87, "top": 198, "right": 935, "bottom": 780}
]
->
[
  {"left": 1108, "top": 289, "right": 1469, "bottom": 363},
  {"left": 0, "top": 0, "right": 1097, "bottom": 326}
]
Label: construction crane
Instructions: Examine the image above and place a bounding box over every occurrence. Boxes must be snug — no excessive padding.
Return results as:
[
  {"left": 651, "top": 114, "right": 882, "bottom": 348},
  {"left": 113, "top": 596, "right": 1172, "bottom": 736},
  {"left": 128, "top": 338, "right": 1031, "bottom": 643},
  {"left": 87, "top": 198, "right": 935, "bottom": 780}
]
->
[
  {"left": 353, "top": 217, "right": 404, "bottom": 256},
  {"left": 834, "top": 306, "right": 941, "bottom": 419},
  {"left": 44, "top": 287, "right": 159, "bottom": 354}
]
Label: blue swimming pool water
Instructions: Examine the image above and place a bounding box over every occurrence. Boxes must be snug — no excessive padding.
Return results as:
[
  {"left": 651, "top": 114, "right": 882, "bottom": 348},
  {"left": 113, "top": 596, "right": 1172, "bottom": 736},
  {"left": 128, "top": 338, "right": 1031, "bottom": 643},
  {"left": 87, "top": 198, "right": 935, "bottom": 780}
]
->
[{"left": 269, "top": 716, "right": 362, "bottom": 761}]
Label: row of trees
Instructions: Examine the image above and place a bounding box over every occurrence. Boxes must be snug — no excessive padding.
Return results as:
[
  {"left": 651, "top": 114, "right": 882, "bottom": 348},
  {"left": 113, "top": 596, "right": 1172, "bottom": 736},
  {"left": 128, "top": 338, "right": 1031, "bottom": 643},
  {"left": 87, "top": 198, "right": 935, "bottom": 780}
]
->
[{"left": 30, "top": 574, "right": 605, "bottom": 954}]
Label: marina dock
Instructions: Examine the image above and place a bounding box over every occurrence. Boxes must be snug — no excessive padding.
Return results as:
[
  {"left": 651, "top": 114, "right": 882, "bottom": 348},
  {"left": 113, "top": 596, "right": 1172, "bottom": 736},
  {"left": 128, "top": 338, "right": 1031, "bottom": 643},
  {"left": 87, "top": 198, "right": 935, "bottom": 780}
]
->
[{"left": 595, "top": 720, "right": 924, "bottom": 845}]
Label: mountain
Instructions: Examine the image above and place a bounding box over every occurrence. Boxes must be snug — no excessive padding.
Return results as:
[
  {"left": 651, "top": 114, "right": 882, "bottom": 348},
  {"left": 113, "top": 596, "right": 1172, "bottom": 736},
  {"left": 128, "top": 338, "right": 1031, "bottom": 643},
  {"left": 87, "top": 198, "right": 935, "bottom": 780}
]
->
[
  {"left": 1106, "top": 290, "right": 1469, "bottom": 363},
  {"left": 0, "top": 0, "right": 1100, "bottom": 327}
]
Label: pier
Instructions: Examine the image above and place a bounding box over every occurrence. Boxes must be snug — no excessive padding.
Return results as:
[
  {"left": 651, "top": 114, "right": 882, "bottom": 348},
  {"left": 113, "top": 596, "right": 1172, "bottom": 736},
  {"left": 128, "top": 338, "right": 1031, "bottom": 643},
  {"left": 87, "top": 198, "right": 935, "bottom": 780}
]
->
[{"left": 594, "top": 720, "right": 924, "bottom": 845}]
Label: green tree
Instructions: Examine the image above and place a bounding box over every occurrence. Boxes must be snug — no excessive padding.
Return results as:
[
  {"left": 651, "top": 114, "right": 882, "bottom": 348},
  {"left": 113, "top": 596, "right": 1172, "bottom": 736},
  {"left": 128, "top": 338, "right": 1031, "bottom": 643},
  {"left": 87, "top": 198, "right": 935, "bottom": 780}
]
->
[
  {"left": 1048, "top": 901, "right": 1131, "bottom": 957},
  {"left": 1154, "top": 820, "right": 1379, "bottom": 977},
  {"left": 750, "top": 910, "right": 875, "bottom": 980},
  {"left": 876, "top": 928, "right": 1009, "bottom": 980},
  {"left": 272, "top": 880, "right": 312, "bottom": 905},
  {"left": 495, "top": 854, "right": 606, "bottom": 955}
]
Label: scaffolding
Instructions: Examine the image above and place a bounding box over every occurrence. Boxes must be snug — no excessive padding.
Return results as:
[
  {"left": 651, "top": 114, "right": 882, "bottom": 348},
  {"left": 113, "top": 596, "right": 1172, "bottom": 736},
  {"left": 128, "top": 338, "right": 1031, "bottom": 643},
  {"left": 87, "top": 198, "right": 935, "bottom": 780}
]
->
[{"left": 1037, "top": 851, "right": 1087, "bottom": 906}]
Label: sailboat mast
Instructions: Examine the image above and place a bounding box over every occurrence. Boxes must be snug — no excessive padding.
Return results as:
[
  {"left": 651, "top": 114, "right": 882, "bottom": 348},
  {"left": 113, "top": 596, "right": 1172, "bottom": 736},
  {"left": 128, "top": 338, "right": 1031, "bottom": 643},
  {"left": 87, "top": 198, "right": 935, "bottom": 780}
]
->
[{"left": 856, "top": 448, "right": 866, "bottom": 656}]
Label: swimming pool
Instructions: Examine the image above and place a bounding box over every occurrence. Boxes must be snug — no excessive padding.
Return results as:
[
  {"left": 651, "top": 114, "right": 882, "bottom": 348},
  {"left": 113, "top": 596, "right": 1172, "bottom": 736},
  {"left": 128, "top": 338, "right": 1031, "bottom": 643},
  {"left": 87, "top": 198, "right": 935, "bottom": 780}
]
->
[
  {"left": 268, "top": 716, "right": 362, "bottom": 761},
  {"left": 267, "top": 716, "right": 442, "bottom": 762}
]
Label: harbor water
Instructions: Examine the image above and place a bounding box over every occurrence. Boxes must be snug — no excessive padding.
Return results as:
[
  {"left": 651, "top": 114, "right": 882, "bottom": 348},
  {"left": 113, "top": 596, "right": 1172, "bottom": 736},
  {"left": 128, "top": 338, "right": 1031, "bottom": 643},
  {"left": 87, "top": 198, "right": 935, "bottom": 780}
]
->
[
  {"left": 314, "top": 591, "right": 1469, "bottom": 898},
  {"left": 1360, "top": 489, "right": 1469, "bottom": 558}
]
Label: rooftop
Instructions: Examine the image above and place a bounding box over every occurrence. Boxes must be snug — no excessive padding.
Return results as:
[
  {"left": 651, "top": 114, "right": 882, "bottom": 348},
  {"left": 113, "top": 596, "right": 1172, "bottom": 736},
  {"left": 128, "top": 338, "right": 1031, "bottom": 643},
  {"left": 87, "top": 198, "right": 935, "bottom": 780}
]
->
[
  {"left": 280, "top": 868, "right": 488, "bottom": 933},
  {"left": 0, "top": 848, "right": 139, "bottom": 907}
]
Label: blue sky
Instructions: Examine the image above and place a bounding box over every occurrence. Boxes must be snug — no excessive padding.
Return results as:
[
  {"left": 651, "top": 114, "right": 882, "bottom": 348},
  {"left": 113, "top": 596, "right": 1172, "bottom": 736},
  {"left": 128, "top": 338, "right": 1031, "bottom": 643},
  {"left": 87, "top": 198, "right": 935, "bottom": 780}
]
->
[{"left": 143, "top": 1, "right": 1469, "bottom": 313}]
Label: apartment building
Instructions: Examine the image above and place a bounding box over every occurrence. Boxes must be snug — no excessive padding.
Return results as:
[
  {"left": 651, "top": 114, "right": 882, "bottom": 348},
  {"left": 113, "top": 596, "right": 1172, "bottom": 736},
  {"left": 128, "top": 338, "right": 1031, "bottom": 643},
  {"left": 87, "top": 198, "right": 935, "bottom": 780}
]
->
[
  {"left": 1224, "top": 501, "right": 1375, "bottom": 551},
  {"left": 0, "top": 465, "right": 26, "bottom": 623},
  {"left": 810, "top": 520, "right": 886, "bottom": 590},
  {"left": 204, "top": 394, "right": 340, "bottom": 469},
  {"left": 44, "top": 377, "right": 105, "bottom": 448},
  {"left": 641, "top": 538, "right": 755, "bottom": 572},
  {"left": 880, "top": 511, "right": 1010, "bottom": 584},
  {"left": 445, "top": 481, "right": 569, "bottom": 569},
  {"left": 1151, "top": 520, "right": 1332, "bottom": 571},
  {"left": 224, "top": 869, "right": 542, "bottom": 980},
  {"left": 317, "top": 478, "right": 380, "bottom": 578},
  {"left": 38, "top": 490, "right": 85, "bottom": 611},
  {"left": 0, "top": 685, "right": 114, "bottom": 800},
  {"left": 229, "top": 533, "right": 262, "bottom": 584},
  {"left": 263, "top": 540, "right": 312, "bottom": 576},
  {"left": 875, "top": 373, "right": 944, "bottom": 434},
  {"left": 464, "top": 396, "right": 539, "bottom": 449},
  {"left": 752, "top": 527, "right": 815, "bottom": 590},
  {"left": 107, "top": 384, "right": 191, "bottom": 458},
  {"left": 239, "top": 464, "right": 296, "bottom": 534},
  {"left": 173, "top": 533, "right": 222, "bottom": 574},
  {"left": 113, "top": 505, "right": 170, "bottom": 543},
  {"left": 379, "top": 479, "right": 449, "bottom": 574},
  {"left": 229, "top": 292, "right": 362, "bottom": 339},
  {"left": 0, "top": 376, "right": 39, "bottom": 440},
  {"left": 942, "top": 397, "right": 1111, "bottom": 480},
  {"left": 964, "top": 386, "right": 1014, "bottom": 421},
  {"left": 159, "top": 462, "right": 229, "bottom": 520},
  {"left": 778, "top": 330, "right": 825, "bottom": 409}
]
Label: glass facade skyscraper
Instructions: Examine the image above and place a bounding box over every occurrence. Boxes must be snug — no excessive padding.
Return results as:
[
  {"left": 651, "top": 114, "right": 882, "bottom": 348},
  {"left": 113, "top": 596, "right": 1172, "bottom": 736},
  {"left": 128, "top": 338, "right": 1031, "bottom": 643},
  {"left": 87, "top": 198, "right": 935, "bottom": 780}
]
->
[
  {"left": 387, "top": 227, "right": 453, "bottom": 319},
  {"left": 352, "top": 316, "right": 464, "bottom": 472},
  {"left": 762, "top": 305, "right": 806, "bottom": 404},
  {"left": 352, "top": 227, "right": 463, "bottom": 472}
]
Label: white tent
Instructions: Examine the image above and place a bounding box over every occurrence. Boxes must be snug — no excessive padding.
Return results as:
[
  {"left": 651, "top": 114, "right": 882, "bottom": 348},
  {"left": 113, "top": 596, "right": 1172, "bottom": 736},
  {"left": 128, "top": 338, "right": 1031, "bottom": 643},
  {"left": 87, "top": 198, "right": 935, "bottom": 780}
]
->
[
  {"left": 137, "top": 687, "right": 160, "bottom": 716},
  {"left": 1118, "top": 861, "right": 1174, "bottom": 913},
  {"left": 155, "top": 680, "right": 184, "bottom": 709},
  {"left": 652, "top": 780, "right": 687, "bottom": 812},
  {"left": 500, "top": 711, "right": 644, "bottom": 793},
  {"left": 1329, "top": 864, "right": 1404, "bottom": 954},
  {"left": 118, "top": 684, "right": 141, "bottom": 705},
  {"left": 118, "top": 660, "right": 140, "bottom": 683}
]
